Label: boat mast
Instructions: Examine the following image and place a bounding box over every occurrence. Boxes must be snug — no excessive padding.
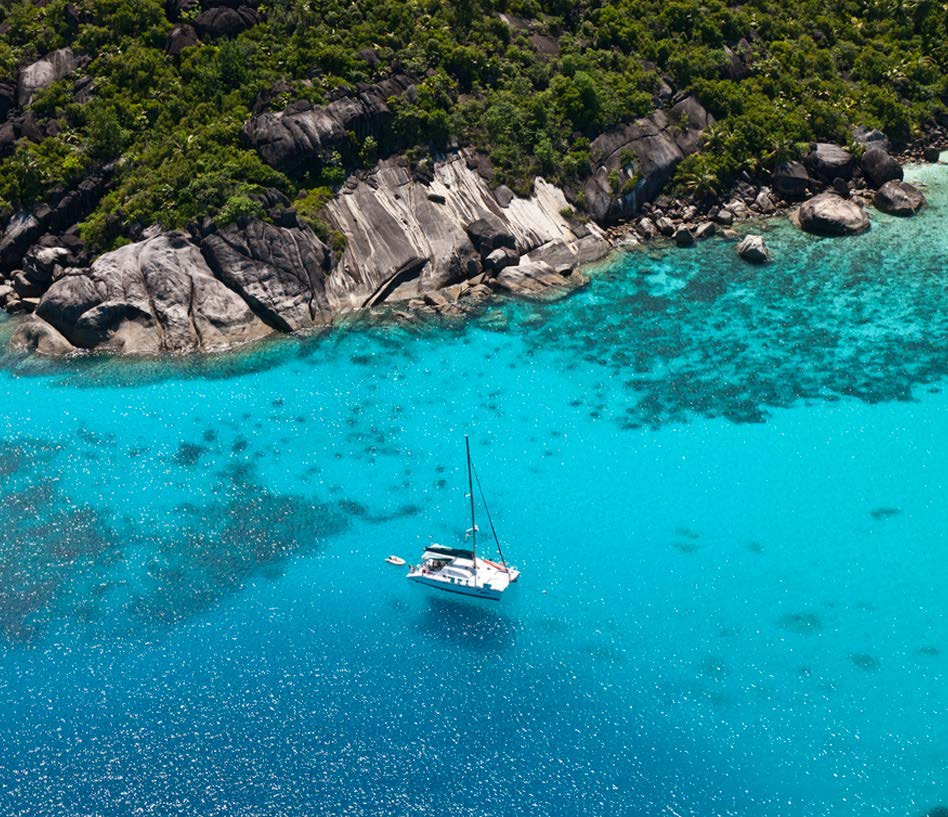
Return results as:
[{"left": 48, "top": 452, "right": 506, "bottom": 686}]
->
[{"left": 465, "top": 435, "right": 477, "bottom": 562}]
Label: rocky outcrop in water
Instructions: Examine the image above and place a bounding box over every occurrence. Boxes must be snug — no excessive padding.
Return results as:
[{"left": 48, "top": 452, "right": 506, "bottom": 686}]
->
[
  {"left": 33, "top": 234, "right": 271, "bottom": 354},
  {"left": 494, "top": 260, "right": 583, "bottom": 299},
  {"left": 873, "top": 180, "right": 926, "bottom": 216},
  {"left": 736, "top": 234, "right": 770, "bottom": 263},
  {"left": 578, "top": 96, "right": 712, "bottom": 225},
  {"left": 244, "top": 75, "right": 415, "bottom": 176},
  {"left": 796, "top": 192, "right": 870, "bottom": 236},
  {"left": 13, "top": 151, "right": 607, "bottom": 355}
]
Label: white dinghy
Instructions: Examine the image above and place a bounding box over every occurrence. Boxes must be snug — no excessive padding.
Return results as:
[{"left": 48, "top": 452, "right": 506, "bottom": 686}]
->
[{"left": 407, "top": 436, "right": 519, "bottom": 601}]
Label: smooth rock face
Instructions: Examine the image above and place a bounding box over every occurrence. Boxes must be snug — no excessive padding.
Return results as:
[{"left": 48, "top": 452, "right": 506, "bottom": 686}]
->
[
  {"left": 35, "top": 234, "right": 271, "bottom": 354},
  {"left": 737, "top": 234, "right": 770, "bottom": 263},
  {"left": 244, "top": 76, "right": 415, "bottom": 175},
  {"left": 873, "top": 180, "right": 926, "bottom": 216},
  {"left": 581, "top": 97, "right": 711, "bottom": 225},
  {"left": 797, "top": 192, "right": 870, "bottom": 236},
  {"left": 805, "top": 143, "right": 854, "bottom": 181},
  {"left": 201, "top": 219, "right": 333, "bottom": 332},
  {"left": 861, "top": 149, "right": 903, "bottom": 188},
  {"left": 17, "top": 48, "right": 81, "bottom": 107}
]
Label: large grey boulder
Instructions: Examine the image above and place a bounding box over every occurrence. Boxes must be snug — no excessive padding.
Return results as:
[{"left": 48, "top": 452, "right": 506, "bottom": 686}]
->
[
  {"left": 17, "top": 48, "right": 81, "bottom": 107},
  {"left": 736, "top": 234, "right": 770, "bottom": 263},
  {"left": 805, "top": 143, "right": 854, "bottom": 181},
  {"left": 861, "top": 149, "right": 903, "bottom": 188},
  {"left": 35, "top": 234, "right": 271, "bottom": 354},
  {"left": 244, "top": 75, "right": 415, "bottom": 175},
  {"left": 852, "top": 126, "right": 890, "bottom": 154},
  {"left": 0, "top": 168, "right": 112, "bottom": 273},
  {"left": 580, "top": 97, "right": 711, "bottom": 226},
  {"left": 9, "top": 314, "right": 76, "bottom": 355},
  {"left": 201, "top": 219, "right": 333, "bottom": 332},
  {"left": 771, "top": 161, "right": 812, "bottom": 200},
  {"left": 194, "top": 5, "right": 261, "bottom": 38},
  {"left": 796, "top": 192, "right": 869, "bottom": 236},
  {"left": 494, "top": 260, "right": 578, "bottom": 300},
  {"left": 873, "top": 180, "right": 926, "bottom": 216},
  {"left": 166, "top": 24, "right": 200, "bottom": 55}
]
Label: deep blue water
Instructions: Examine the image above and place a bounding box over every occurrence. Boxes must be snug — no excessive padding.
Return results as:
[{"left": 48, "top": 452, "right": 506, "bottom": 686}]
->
[{"left": 1, "top": 158, "right": 947, "bottom": 817}]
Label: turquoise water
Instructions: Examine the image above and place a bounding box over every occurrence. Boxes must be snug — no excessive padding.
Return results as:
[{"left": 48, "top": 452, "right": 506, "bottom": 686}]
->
[{"left": 1, "top": 160, "right": 947, "bottom": 816}]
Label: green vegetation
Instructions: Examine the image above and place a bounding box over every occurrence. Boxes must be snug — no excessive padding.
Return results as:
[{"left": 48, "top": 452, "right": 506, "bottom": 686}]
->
[{"left": 0, "top": 0, "right": 944, "bottom": 250}]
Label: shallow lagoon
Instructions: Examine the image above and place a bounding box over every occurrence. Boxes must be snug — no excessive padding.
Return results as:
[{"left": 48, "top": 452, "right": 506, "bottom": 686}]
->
[{"left": 0, "top": 159, "right": 946, "bottom": 816}]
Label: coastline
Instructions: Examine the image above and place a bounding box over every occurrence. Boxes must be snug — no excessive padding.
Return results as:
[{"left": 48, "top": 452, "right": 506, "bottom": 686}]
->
[{"left": 2, "top": 138, "right": 945, "bottom": 361}]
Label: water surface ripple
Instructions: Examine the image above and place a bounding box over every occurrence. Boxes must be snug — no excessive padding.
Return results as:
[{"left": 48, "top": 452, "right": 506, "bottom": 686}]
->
[{"left": 0, "top": 160, "right": 946, "bottom": 817}]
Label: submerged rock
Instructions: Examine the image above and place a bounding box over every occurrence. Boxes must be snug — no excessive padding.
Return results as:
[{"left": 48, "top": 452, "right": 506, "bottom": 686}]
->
[
  {"left": 873, "top": 180, "right": 926, "bottom": 216},
  {"left": 34, "top": 233, "right": 271, "bottom": 354},
  {"left": 736, "top": 234, "right": 770, "bottom": 263},
  {"left": 797, "top": 192, "right": 869, "bottom": 236}
]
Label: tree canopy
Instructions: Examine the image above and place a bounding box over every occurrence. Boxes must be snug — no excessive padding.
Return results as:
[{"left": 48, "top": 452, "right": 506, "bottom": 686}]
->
[{"left": 0, "top": 0, "right": 944, "bottom": 250}]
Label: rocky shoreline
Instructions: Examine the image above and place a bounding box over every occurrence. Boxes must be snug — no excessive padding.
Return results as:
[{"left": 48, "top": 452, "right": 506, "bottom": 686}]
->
[{"left": 0, "top": 48, "right": 944, "bottom": 357}]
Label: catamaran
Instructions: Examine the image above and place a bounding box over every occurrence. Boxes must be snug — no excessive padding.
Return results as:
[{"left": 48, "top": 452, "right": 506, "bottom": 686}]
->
[{"left": 406, "top": 436, "right": 519, "bottom": 600}]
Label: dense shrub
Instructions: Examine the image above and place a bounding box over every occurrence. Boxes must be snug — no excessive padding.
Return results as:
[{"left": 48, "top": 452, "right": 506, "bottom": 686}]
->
[{"left": 0, "top": 0, "right": 942, "bottom": 248}]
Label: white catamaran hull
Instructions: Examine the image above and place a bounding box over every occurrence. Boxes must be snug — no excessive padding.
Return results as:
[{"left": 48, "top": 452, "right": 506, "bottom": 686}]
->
[{"left": 406, "top": 573, "right": 504, "bottom": 601}]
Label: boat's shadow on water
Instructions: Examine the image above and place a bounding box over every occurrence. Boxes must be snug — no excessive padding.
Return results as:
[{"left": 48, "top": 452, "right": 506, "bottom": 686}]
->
[{"left": 411, "top": 594, "right": 520, "bottom": 653}]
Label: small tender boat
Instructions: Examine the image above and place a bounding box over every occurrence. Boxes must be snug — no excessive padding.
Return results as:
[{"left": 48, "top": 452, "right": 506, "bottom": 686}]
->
[
  {"left": 385, "top": 555, "right": 406, "bottom": 566},
  {"left": 407, "top": 436, "right": 519, "bottom": 601}
]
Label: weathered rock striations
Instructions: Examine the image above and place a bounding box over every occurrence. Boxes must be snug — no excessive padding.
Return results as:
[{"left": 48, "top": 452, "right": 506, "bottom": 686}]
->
[
  {"left": 322, "top": 152, "right": 608, "bottom": 311},
  {"left": 15, "top": 152, "right": 608, "bottom": 355},
  {"left": 201, "top": 218, "right": 334, "bottom": 331},
  {"left": 578, "top": 96, "right": 712, "bottom": 226}
]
